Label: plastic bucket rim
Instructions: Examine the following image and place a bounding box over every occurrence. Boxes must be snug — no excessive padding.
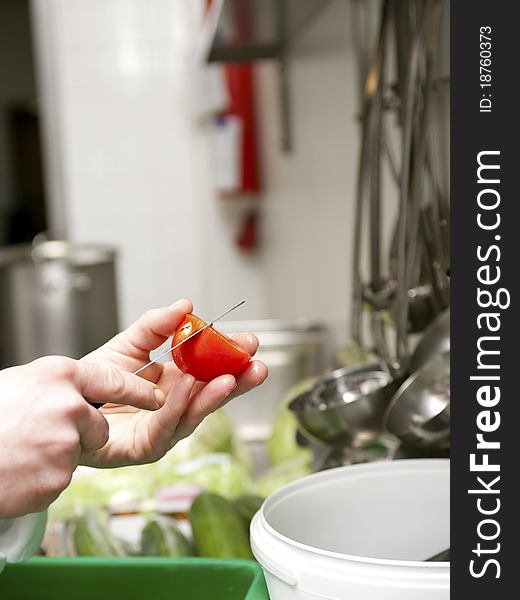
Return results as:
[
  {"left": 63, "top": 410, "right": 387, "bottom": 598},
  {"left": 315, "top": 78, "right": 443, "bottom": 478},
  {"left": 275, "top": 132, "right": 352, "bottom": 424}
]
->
[{"left": 256, "top": 458, "right": 450, "bottom": 569}]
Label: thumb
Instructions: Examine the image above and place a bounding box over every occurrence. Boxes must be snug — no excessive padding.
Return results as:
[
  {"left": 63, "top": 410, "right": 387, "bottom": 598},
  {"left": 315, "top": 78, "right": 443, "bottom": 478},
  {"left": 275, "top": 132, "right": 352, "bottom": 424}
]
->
[{"left": 76, "top": 361, "right": 165, "bottom": 410}]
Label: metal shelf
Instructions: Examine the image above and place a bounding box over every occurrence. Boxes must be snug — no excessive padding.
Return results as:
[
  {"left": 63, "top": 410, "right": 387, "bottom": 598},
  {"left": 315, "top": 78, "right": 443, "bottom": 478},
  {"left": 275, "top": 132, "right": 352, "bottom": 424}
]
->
[{"left": 198, "top": 0, "right": 336, "bottom": 152}]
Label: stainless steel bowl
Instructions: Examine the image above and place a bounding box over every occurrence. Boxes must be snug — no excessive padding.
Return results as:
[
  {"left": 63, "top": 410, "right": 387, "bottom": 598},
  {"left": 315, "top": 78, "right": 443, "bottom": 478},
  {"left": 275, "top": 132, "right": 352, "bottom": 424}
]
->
[
  {"left": 289, "top": 363, "right": 398, "bottom": 448},
  {"left": 409, "top": 309, "right": 450, "bottom": 372},
  {"left": 383, "top": 351, "right": 450, "bottom": 449}
]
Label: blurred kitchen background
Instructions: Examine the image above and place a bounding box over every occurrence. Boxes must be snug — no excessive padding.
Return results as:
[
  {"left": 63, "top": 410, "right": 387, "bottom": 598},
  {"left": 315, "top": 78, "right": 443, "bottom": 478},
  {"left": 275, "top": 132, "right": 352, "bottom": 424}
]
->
[{"left": 0, "top": 0, "right": 450, "bottom": 557}]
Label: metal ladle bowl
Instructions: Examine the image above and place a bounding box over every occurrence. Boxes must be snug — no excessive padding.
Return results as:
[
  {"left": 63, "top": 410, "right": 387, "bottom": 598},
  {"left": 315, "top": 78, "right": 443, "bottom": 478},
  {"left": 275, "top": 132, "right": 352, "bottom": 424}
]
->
[
  {"left": 409, "top": 309, "right": 450, "bottom": 372},
  {"left": 289, "top": 363, "right": 399, "bottom": 448},
  {"left": 383, "top": 350, "right": 450, "bottom": 449}
]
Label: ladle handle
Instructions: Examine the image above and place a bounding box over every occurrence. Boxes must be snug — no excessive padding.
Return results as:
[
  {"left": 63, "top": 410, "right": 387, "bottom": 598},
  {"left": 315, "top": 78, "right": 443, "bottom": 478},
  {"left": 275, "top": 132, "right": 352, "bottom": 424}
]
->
[{"left": 426, "top": 548, "right": 450, "bottom": 562}]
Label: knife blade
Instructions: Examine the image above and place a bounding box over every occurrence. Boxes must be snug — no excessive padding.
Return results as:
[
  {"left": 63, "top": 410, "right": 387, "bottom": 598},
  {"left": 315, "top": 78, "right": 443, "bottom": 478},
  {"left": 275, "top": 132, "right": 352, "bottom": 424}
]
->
[
  {"left": 133, "top": 300, "right": 245, "bottom": 376},
  {"left": 90, "top": 300, "right": 245, "bottom": 409}
]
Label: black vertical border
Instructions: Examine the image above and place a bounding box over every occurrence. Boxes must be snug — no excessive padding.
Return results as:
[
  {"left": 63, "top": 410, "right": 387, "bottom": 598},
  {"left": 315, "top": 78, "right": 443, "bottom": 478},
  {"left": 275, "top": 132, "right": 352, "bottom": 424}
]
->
[{"left": 451, "top": 0, "right": 518, "bottom": 596}]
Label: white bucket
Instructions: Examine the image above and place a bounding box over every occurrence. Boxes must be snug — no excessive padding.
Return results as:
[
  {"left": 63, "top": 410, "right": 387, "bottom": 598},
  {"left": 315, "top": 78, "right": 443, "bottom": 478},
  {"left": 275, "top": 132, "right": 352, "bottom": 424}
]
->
[{"left": 251, "top": 459, "right": 449, "bottom": 600}]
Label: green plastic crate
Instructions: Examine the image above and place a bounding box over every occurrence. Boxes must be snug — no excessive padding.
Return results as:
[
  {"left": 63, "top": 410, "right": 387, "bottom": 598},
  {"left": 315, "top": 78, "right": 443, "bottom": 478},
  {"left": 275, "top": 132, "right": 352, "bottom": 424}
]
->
[{"left": 0, "top": 557, "right": 269, "bottom": 600}]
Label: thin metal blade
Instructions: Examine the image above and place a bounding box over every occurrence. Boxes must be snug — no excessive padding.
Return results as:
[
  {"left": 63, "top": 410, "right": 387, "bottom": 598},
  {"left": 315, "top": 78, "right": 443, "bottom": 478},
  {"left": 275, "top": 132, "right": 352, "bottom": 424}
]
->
[{"left": 133, "top": 300, "right": 245, "bottom": 376}]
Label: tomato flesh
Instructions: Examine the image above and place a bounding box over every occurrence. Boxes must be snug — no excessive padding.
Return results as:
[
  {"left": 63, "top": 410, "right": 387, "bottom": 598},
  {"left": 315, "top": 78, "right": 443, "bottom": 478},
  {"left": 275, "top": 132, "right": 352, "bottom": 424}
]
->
[{"left": 171, "top": 314, "right": 252, "bottom": 382}]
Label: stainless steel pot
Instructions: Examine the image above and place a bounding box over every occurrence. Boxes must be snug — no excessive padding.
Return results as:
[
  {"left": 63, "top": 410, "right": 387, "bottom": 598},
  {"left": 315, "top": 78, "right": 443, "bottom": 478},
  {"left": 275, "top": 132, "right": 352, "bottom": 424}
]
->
[{"left": 0, "top": 241, "right": 119, "bottom": 366}]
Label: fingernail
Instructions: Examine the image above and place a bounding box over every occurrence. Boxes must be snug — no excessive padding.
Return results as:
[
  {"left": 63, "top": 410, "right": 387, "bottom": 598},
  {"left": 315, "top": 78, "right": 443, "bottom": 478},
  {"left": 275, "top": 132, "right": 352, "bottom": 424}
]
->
[
  {"left": 171, "top": 298, "right": 189, "bottom": 309},
  {"left": 222, "top": 376, "right": 236, "bottom": 391},
  {"left": 154, "top": 388, "right": 166, "bottom": 407},
  {"left": 218, "top": 386, "right": 236, "bottom": 409}
]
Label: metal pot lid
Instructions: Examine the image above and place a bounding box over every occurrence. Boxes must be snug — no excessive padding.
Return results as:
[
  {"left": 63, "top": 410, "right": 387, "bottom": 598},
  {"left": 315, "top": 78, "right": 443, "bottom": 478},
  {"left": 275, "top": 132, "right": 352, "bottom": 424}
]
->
[{"left": 0, "top": 241, "right": 117, "bottom": 267}]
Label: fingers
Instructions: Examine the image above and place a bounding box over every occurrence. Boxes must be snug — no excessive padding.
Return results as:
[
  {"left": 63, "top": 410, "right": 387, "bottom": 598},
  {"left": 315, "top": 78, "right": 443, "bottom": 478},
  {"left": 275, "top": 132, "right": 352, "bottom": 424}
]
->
[
  {"left": 110, "top": 298, "right": 193, "bottom": 358},
  {"left": 169, "top": 375, "right": 237, "bottom": 445},
  {"left": 47, "top": 387, "right": 109, "bottom": 454},
  {"left": 165, "top": 357, "right": 268, "bottom": 445},
  {"left": 76, "top": 360, "right": 165, "bottom": 410},
  {"left": 231, "top": 332, "right": 259, "bottom": 357},
  {"left": 187, "top": 375, "right": 236, "bottom": 423},
  {"left": 225, "top": 359, "right": 268, "bottom": 404},
  {"left": 147, "top": 374, "right": 197, "bottom": 452},
  {"left": 75, "top": 401, "right": 110, "bottom": 453}
]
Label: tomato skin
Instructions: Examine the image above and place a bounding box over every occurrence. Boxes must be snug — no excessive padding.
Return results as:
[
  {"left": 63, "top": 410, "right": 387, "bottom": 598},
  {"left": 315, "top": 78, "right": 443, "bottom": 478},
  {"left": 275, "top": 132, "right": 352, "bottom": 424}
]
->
[{"left": 171, "top": 314, "right": 252, "bottom": 382}]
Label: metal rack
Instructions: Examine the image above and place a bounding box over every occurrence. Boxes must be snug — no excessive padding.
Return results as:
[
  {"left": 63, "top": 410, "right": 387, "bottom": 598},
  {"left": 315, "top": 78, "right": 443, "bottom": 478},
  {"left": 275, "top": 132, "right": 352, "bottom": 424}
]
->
[{"left": 197, "top": 0, "right": 337, "bottom": 152}]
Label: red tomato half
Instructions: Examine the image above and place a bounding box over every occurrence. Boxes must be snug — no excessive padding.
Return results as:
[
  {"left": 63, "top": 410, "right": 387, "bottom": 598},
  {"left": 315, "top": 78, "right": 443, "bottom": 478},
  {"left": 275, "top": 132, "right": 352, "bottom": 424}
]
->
[{"left": 171, "top": 314, "right": 252, "bottom": 382}]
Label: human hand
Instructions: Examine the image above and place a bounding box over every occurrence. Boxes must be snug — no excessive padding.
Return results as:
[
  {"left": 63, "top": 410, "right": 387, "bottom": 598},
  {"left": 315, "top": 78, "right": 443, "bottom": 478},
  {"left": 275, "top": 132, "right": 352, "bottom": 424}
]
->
[
  {"left": 0, "top": 357, "right": 163, "bottom": 518},
  {"left": 79, "top": 298, "right": 268, "bottom": 469}
]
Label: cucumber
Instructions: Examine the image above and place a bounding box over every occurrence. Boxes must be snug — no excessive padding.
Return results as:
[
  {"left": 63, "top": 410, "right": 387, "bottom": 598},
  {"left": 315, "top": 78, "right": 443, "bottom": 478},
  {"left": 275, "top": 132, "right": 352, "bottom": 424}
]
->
[
  {"left": 140, "top": 516, "right": 192, "bottom": 557},
  {"left": 233, "top": 494, "right": 264, "bottom": 528},
  {"left": 71, "top": 509, "right": 124, "bottom": 557},
  {"left": 189, "top": 493, "right": 254, "bottom": 560}
]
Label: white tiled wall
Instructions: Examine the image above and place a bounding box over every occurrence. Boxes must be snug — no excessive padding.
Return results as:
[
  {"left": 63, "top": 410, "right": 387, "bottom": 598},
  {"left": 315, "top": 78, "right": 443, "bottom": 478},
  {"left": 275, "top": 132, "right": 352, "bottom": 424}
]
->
[
  {"left": 30, "top": 0, "right": 448, "bottom": 349},
  {"left": 30, "top": 0, "right": 268, "bottom": 327},
  {"left": 257, "top": 2, "right": 362, "bottom": 340},
  {"left": 257, "top": 0, "right": 449, "bottom": 342}
]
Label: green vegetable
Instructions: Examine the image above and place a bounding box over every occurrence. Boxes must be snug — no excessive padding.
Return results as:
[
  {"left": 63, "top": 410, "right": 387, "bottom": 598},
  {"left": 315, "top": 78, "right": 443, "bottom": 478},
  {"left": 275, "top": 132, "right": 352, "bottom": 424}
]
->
[
  {"left": 333, "top": 343, "right": 377, "bottom": 370},
  {"left": 188, "top": 409, "right": 234, "bottom": 455},
  {"left": 158, "top": 453, "right": 251, "bottom": 498},
  {"left": 250, "top": 454, "right": 313, "bottom": 498},
  {"left": 167, "top": 409, "right": 251, "bottom": 468},
  {"left": 266, "top": 378, "right": 315, "bottom": 466},
  {"left": 189, "top": 493, "right": 254, "bottom": 560},
  {"left": 49, "top": 410, "right": 252, "bottom": 533},
  {"left": 49, "top": 465, "right": 158, "bottom": 523},
  {"left": 233, "top": 494, "right": 264, "bottom": 529},
  {"left": 140, "top": 516, "right": 192, "bottom": 557},
  {"left": 71, "top": 509, "right": 125, "bottom": 557}
]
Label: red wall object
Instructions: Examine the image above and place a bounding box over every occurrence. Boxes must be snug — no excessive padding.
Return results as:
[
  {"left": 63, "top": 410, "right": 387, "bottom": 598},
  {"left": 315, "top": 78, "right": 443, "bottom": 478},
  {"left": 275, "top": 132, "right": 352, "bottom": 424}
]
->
[
  {"left": 207, "top": 0, "right": 261, "bottom": 196},
  {"left": 222, "top": 62, "right": 260, "bottom": 195},
  {"left": 206, "top": 0, "right": 261, "bottom": 250}
]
